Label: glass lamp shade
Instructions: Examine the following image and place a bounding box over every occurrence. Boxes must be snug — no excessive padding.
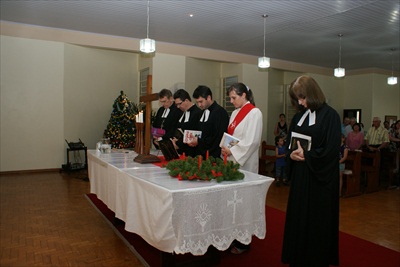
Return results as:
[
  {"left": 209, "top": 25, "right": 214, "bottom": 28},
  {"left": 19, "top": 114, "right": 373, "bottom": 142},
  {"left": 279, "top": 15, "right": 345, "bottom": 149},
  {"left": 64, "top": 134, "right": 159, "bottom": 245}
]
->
[
  {"left": 258, "top": 56, "right": 270, "bottom": 68},
  {"left": 334, "top": 67, "right": 345, "bottom": 77},
  {"left": 387, "top": 76, "right": 398, "bottom": 85},
  {"left": 140, "top": 38, "right": 156, "bottom": 53}
]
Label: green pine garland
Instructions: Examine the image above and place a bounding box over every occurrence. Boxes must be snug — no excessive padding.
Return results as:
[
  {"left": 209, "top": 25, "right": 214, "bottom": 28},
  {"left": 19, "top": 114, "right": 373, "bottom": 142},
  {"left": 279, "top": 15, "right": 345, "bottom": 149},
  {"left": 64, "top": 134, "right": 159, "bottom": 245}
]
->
[{"left": 164, "top": 156, "right": 244, "bottom": 183}]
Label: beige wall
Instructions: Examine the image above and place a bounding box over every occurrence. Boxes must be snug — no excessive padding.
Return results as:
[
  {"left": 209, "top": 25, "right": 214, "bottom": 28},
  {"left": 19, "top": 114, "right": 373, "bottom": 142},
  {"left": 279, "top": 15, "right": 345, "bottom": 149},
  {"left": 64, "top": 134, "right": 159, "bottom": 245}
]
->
[
  {"left": 64, "top": 44, "right": 138, "bottom": 150},
  {"left": 1, "top": 36, "right": 64, "bottom": 171},
  {"left": 1, "top": 36, "right": 138, "bottom": 171},
  {"left": 185, "top": 58, "right": 222, "bottom": 102},
  {"left": 153, "top": 54, "right": 186, "bottom": 93}
]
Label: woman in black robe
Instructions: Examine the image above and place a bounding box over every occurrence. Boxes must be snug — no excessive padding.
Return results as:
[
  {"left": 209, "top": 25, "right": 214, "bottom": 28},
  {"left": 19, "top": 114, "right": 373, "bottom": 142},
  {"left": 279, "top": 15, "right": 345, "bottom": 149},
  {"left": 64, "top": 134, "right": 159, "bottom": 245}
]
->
[{"left": 282, "top": 76, "right": 341, "bottom": 267}]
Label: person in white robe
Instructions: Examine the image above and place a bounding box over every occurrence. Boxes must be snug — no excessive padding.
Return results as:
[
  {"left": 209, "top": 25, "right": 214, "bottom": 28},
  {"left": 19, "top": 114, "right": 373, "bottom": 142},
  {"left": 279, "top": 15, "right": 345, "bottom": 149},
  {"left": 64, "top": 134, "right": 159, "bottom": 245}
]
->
[
  {"left": 221, "top": 82, "right": 263, "bottom": 254},
  {"left": 221, "top": 83, "right": 263, "bottom": 174}
]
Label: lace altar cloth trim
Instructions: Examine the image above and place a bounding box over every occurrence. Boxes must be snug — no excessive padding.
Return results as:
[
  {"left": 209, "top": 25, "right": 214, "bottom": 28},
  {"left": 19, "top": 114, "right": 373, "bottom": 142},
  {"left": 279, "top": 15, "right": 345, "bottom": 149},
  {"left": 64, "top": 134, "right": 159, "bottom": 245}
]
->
[{"left": 172, "top": 183, "right": 268, "bottom": 255}]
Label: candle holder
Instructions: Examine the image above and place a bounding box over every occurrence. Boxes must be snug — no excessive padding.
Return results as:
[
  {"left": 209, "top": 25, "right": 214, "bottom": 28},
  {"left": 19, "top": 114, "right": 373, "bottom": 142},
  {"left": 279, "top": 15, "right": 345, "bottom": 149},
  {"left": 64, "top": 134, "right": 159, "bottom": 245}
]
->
[
  {"left": 134, "top": 122, "right": 161, "bottom": 163},
  {"left": 134, "top": 122, "right": 145, "bottom": 154}
]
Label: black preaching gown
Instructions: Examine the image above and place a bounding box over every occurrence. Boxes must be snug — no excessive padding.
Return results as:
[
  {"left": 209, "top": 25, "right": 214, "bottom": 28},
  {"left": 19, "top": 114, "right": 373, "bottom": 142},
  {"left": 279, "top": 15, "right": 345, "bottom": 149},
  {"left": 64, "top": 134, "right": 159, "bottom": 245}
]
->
[
  {"left": 152, "top": 104, "right": 183, "bottom": 142},
  {"left": 175, "top": 104, "right": 203, "bottom": 157},
  {"left": 282, "top": 103, "right": 341, "bottom": 267},
  {"left": 197, "top": 101, "right": 229, "bottom": 159}
]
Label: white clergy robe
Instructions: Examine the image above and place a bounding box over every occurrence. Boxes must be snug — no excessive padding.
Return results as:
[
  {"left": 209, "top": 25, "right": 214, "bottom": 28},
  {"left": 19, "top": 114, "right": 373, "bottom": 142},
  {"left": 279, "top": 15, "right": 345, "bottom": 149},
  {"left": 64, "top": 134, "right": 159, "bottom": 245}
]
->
[{"left": 228, "top": 106, "right": 263, "bottom": 173}]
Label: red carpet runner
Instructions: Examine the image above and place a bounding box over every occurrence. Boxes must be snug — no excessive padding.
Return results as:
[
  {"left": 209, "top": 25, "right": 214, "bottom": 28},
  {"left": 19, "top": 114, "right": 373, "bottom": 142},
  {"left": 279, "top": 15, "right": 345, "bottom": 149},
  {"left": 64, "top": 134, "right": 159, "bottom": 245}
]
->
[{"left": 86, "top": 193, "right": 399, "bottom": 267}]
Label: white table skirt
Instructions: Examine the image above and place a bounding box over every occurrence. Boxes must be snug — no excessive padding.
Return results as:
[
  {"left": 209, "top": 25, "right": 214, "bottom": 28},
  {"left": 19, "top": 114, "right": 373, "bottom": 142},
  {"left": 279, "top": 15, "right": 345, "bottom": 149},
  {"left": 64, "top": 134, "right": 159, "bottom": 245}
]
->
[{"left": 88, "top": 149, "right": 274, "bottom": 255}]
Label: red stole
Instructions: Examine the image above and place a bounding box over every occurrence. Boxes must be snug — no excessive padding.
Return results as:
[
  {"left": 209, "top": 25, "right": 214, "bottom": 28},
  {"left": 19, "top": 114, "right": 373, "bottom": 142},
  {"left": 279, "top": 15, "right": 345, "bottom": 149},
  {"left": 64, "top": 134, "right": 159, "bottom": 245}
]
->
[{"left": 227, "top": 103, "right": 255, "bottom": 135}]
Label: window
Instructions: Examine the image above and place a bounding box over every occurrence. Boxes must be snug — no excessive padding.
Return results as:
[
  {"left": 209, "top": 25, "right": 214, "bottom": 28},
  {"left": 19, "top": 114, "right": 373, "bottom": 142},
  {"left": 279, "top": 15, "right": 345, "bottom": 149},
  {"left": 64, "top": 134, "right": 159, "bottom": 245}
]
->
[
  {"left": 139, "top": 68, "right": 150, "bottom": 97},
  {"left": 284, "top": 84, "right": 297, "bottom": 126},
  {"left": 223, "top": 76, "right": 238, "bottom": 116}
]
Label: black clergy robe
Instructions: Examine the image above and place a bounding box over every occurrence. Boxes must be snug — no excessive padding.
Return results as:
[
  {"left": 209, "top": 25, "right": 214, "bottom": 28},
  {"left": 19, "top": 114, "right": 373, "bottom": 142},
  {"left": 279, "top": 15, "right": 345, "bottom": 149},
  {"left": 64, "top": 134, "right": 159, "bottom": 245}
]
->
[
  {"left": 282, "top": 103, "right": 341, "bottom": 267},
  {"left": 175, "top": 104, "right": 203, "bottom": 157},
  {"left": 196, "top": 101, "right": 229, "bottom": 159},
  {"left": 152, "top": 104, "right": 183, "bottom": 144}
]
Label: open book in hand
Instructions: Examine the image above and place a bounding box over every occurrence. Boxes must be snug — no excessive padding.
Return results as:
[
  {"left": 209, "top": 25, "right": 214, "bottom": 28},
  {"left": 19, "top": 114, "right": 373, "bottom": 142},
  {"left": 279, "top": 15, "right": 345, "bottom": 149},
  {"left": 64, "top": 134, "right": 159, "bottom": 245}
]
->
[
  {"left": 183, "top": 130, "right": 202, "bottom": 143},
  {"left": 219, "top": 132, "right": 240, "bottom": 148},
  {"left": 288, "top": 131, "right": 312, "bottom": 151}
]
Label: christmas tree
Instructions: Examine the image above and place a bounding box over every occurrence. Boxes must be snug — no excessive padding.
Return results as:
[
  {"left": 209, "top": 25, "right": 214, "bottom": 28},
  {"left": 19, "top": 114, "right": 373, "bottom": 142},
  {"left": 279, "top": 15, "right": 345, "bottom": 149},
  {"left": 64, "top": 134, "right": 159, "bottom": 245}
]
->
[{"left": 103, "top": 91, "right": 142, "bottom": 149}]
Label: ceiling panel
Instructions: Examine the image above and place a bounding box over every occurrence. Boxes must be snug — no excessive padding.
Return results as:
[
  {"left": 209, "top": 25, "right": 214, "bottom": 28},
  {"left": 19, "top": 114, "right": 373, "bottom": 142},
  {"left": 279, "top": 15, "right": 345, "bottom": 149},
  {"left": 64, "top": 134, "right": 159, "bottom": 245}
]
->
[{"left": 1, "top": 0, "right": 399, "bottom": 72}]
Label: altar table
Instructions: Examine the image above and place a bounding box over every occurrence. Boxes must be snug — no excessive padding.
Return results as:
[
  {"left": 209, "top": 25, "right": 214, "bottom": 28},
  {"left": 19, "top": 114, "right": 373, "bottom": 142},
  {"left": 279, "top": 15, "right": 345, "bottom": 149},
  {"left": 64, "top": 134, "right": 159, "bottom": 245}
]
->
[{"left": 88, "top": 149, "right": 274, "bottom": 255}]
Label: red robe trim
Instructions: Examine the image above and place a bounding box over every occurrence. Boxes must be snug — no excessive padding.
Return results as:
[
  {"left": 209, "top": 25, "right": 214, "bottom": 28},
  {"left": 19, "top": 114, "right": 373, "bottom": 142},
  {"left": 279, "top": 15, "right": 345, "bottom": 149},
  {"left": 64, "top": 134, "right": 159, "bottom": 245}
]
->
[{"left": 227, "top": 103, "right": 255, "bottom": 135}]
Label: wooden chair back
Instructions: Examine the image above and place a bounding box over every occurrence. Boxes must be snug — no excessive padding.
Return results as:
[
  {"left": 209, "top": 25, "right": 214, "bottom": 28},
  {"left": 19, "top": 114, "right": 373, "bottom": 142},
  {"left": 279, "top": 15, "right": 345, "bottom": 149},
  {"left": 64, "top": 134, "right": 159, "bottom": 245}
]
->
[
  {"left": 259, "top": 141, "right": 276, "bottom": 176},
  {"left": 361, "top": 151, "right": 381, "bottom": 193},
  {"left": 342, "top": 150, "right": 362, "bottom": 197}
]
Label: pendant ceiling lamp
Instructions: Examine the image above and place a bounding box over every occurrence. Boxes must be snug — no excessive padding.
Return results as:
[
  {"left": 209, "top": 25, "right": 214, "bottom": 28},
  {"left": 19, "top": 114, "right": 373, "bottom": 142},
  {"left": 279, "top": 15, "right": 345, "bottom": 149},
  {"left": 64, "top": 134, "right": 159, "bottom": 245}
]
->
[
  {"left": 334, "top": 34, "right": 345, "bottom": 78},
  {"left": 387, "top": 48, "right": 398, "bottom": 85},
  {"left": 140, "top": 0, "right": 155, "bottom": 53},
  {"left": 258, "top": 14, "right": 270, "bottom": 69}
]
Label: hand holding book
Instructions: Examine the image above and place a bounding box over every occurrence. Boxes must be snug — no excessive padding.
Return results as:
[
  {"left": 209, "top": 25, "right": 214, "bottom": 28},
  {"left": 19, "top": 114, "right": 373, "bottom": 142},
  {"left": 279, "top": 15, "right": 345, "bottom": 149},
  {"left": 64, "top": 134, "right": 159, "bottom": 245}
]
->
[{"left": 290, "top": 140, "right": 305, "bottom": 161}]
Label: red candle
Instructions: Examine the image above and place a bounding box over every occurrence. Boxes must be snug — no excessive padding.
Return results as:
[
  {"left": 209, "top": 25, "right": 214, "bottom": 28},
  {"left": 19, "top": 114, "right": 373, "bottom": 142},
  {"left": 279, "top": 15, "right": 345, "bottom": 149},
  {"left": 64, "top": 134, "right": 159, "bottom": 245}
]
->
[
  {"left": 182, "top": 152, "right": 186, "bottom": 160},
  {"left": 198, "top": 155, "right": 202, "bottom": 170},
  {"left": 206, "top": 150, "right": 209, "bottom": 160},
  {"left": 224, "top": 154, "right": 227, "bottom": 165}
]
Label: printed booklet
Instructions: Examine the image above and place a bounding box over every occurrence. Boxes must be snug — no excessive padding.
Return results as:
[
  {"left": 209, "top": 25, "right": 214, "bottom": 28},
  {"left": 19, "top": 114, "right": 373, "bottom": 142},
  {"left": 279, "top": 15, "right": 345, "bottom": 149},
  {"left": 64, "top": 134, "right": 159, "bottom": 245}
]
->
[
  {"left": 219, "top": 132, "right": 240, "bottom": 148},
  {"left": 183, "top": 130, "right": 202, "bottom": 143}
]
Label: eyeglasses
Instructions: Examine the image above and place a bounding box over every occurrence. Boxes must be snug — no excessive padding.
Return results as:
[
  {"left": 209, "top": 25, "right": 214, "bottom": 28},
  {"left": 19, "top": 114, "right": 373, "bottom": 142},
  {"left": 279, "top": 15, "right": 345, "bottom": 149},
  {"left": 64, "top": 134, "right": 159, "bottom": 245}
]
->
[{"left": 175, "top": 101, "right": 183, "bottom": 106}]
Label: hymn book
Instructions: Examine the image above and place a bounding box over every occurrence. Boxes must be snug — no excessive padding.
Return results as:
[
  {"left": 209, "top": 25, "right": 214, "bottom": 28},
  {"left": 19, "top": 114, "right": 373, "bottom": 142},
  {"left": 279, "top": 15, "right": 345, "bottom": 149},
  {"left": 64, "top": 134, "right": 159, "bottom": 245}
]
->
[
  {"left": 158, "top": 139, "right": 180, "bottom": 161},
  {"left": 288, "top": 131, "right": 312, "bottom": 151},
  {"left": 183, "top": 130, "right": 202, "bottom": 143},
  {"left": 219, "top": 132, "right": 240, "bottom": 148}
]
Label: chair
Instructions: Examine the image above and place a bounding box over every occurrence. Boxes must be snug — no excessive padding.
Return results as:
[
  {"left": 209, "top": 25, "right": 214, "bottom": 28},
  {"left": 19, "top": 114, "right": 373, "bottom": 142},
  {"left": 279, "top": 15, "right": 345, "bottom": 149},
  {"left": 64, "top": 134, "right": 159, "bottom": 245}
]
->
[
  {"left": 259, "top": 141, "right": 276, "bottom": 176},
  {"left": 361, "top": 151, "right": 381, "bottom": 193},
  {"left": 342, "top": 151, "right": 362, "bottom": 197}
]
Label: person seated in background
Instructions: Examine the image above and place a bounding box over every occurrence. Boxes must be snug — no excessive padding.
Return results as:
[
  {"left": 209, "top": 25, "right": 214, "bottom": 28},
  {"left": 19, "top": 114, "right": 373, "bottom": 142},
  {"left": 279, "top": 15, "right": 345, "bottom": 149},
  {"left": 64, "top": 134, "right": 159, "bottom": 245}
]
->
[
  {"left": 345, "top": 123, "right": 364, "bottom": 151},
  {"left": 275, "top": 136, "right": 288, "bottom": 186},
  {"left": 342, "top": 117, "right": 350, "bottom": 135},
  {"left": 274, "top": 113, "right": 288, "bottom": 141},
  {"left": 344, "top": 117, "right": 356, "bottom": 137},
  {"left": 152, "top": 88, "right": 182, "bottom": 148},
  {"left": 171, "top": 89, "right": 203, "bottom": 157},
  {"left": 388, "top": 120, "right": 400, "bottom": 176},
  {"left": 364, "top": 117, "right": 389, "bottom": 152},
  {"left": 339, "top": 134, "right": 349, "bottom": 196},
  {"left": 384, "top": 120, "right": 391, "bottom": 131}
]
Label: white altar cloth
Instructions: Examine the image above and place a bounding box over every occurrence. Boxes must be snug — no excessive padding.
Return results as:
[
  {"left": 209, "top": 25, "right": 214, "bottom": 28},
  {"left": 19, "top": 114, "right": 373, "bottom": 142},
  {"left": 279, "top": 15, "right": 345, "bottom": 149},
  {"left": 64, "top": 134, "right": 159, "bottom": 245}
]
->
[{"left": 88, "top": 149, "right": 274, "bottom": 255}]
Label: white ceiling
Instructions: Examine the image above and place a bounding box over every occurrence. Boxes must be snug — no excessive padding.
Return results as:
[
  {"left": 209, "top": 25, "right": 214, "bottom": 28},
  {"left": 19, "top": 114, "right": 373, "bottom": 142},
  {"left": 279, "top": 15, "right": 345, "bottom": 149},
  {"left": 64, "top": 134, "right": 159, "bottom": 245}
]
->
[{"left": 1, "top": 0, "right": 399, "bottom": 72}]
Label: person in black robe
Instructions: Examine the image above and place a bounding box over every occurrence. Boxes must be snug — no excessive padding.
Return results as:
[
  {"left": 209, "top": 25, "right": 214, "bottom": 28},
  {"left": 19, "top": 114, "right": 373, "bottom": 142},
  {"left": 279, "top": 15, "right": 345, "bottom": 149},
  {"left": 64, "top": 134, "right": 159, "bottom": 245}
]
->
[
  {"left": 152, "top": 89, "right": 182, "bottom": 148},
  {"left": 282, "top": 76, "right": 341, "bottom": 267},
  {"left": 188, "top": 85, "right": 229, "bottom": 159},
  {"left": 171, "top": 89, "right": 203, "bottom": 157}
]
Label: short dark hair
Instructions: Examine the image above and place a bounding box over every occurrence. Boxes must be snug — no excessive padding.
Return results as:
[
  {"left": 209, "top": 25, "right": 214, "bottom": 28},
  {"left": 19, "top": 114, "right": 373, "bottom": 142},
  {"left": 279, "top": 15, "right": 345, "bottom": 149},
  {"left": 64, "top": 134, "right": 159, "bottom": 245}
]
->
[
  {"left": 173, "top": 89, "right": 191, "bottom": 102},
  {"left": 159, "top": 88, "right": 172, "bottom": 99},
  {"left": 289, "top": 76, "right": 326, "bottom": 111},
  {"left": 275, "top": 135, "right": 283, "bottom": 146},
  {"left": 193, "top": 85, "right": 212, "bottom": 99},
  {"left": 352, "top": 123, "right": 361, "bottom": 131}
]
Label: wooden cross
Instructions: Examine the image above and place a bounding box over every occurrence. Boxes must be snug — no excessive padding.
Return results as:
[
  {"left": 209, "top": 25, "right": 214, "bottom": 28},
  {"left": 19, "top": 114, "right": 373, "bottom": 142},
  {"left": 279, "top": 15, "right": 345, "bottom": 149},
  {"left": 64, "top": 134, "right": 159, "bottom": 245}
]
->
[{"left": 134, "top": 75, "right": 161, "bottom": 163}]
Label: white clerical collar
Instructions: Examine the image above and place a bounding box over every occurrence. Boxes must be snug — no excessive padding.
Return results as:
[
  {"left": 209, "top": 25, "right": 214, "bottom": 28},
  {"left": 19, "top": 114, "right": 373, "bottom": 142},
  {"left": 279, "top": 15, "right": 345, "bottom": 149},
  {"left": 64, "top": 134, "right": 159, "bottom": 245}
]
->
[
  {"left": 179, "top": 111, "right": 191, "bottom": 123},
  {"left": 200, "top": 109, "right": 210, "bottom": 122},
  {"left": 161, "top": 108, "right": 170, "bottom": 118},
  {"left": 297, "top": 109, "right": 316, "bottom": 126}
]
